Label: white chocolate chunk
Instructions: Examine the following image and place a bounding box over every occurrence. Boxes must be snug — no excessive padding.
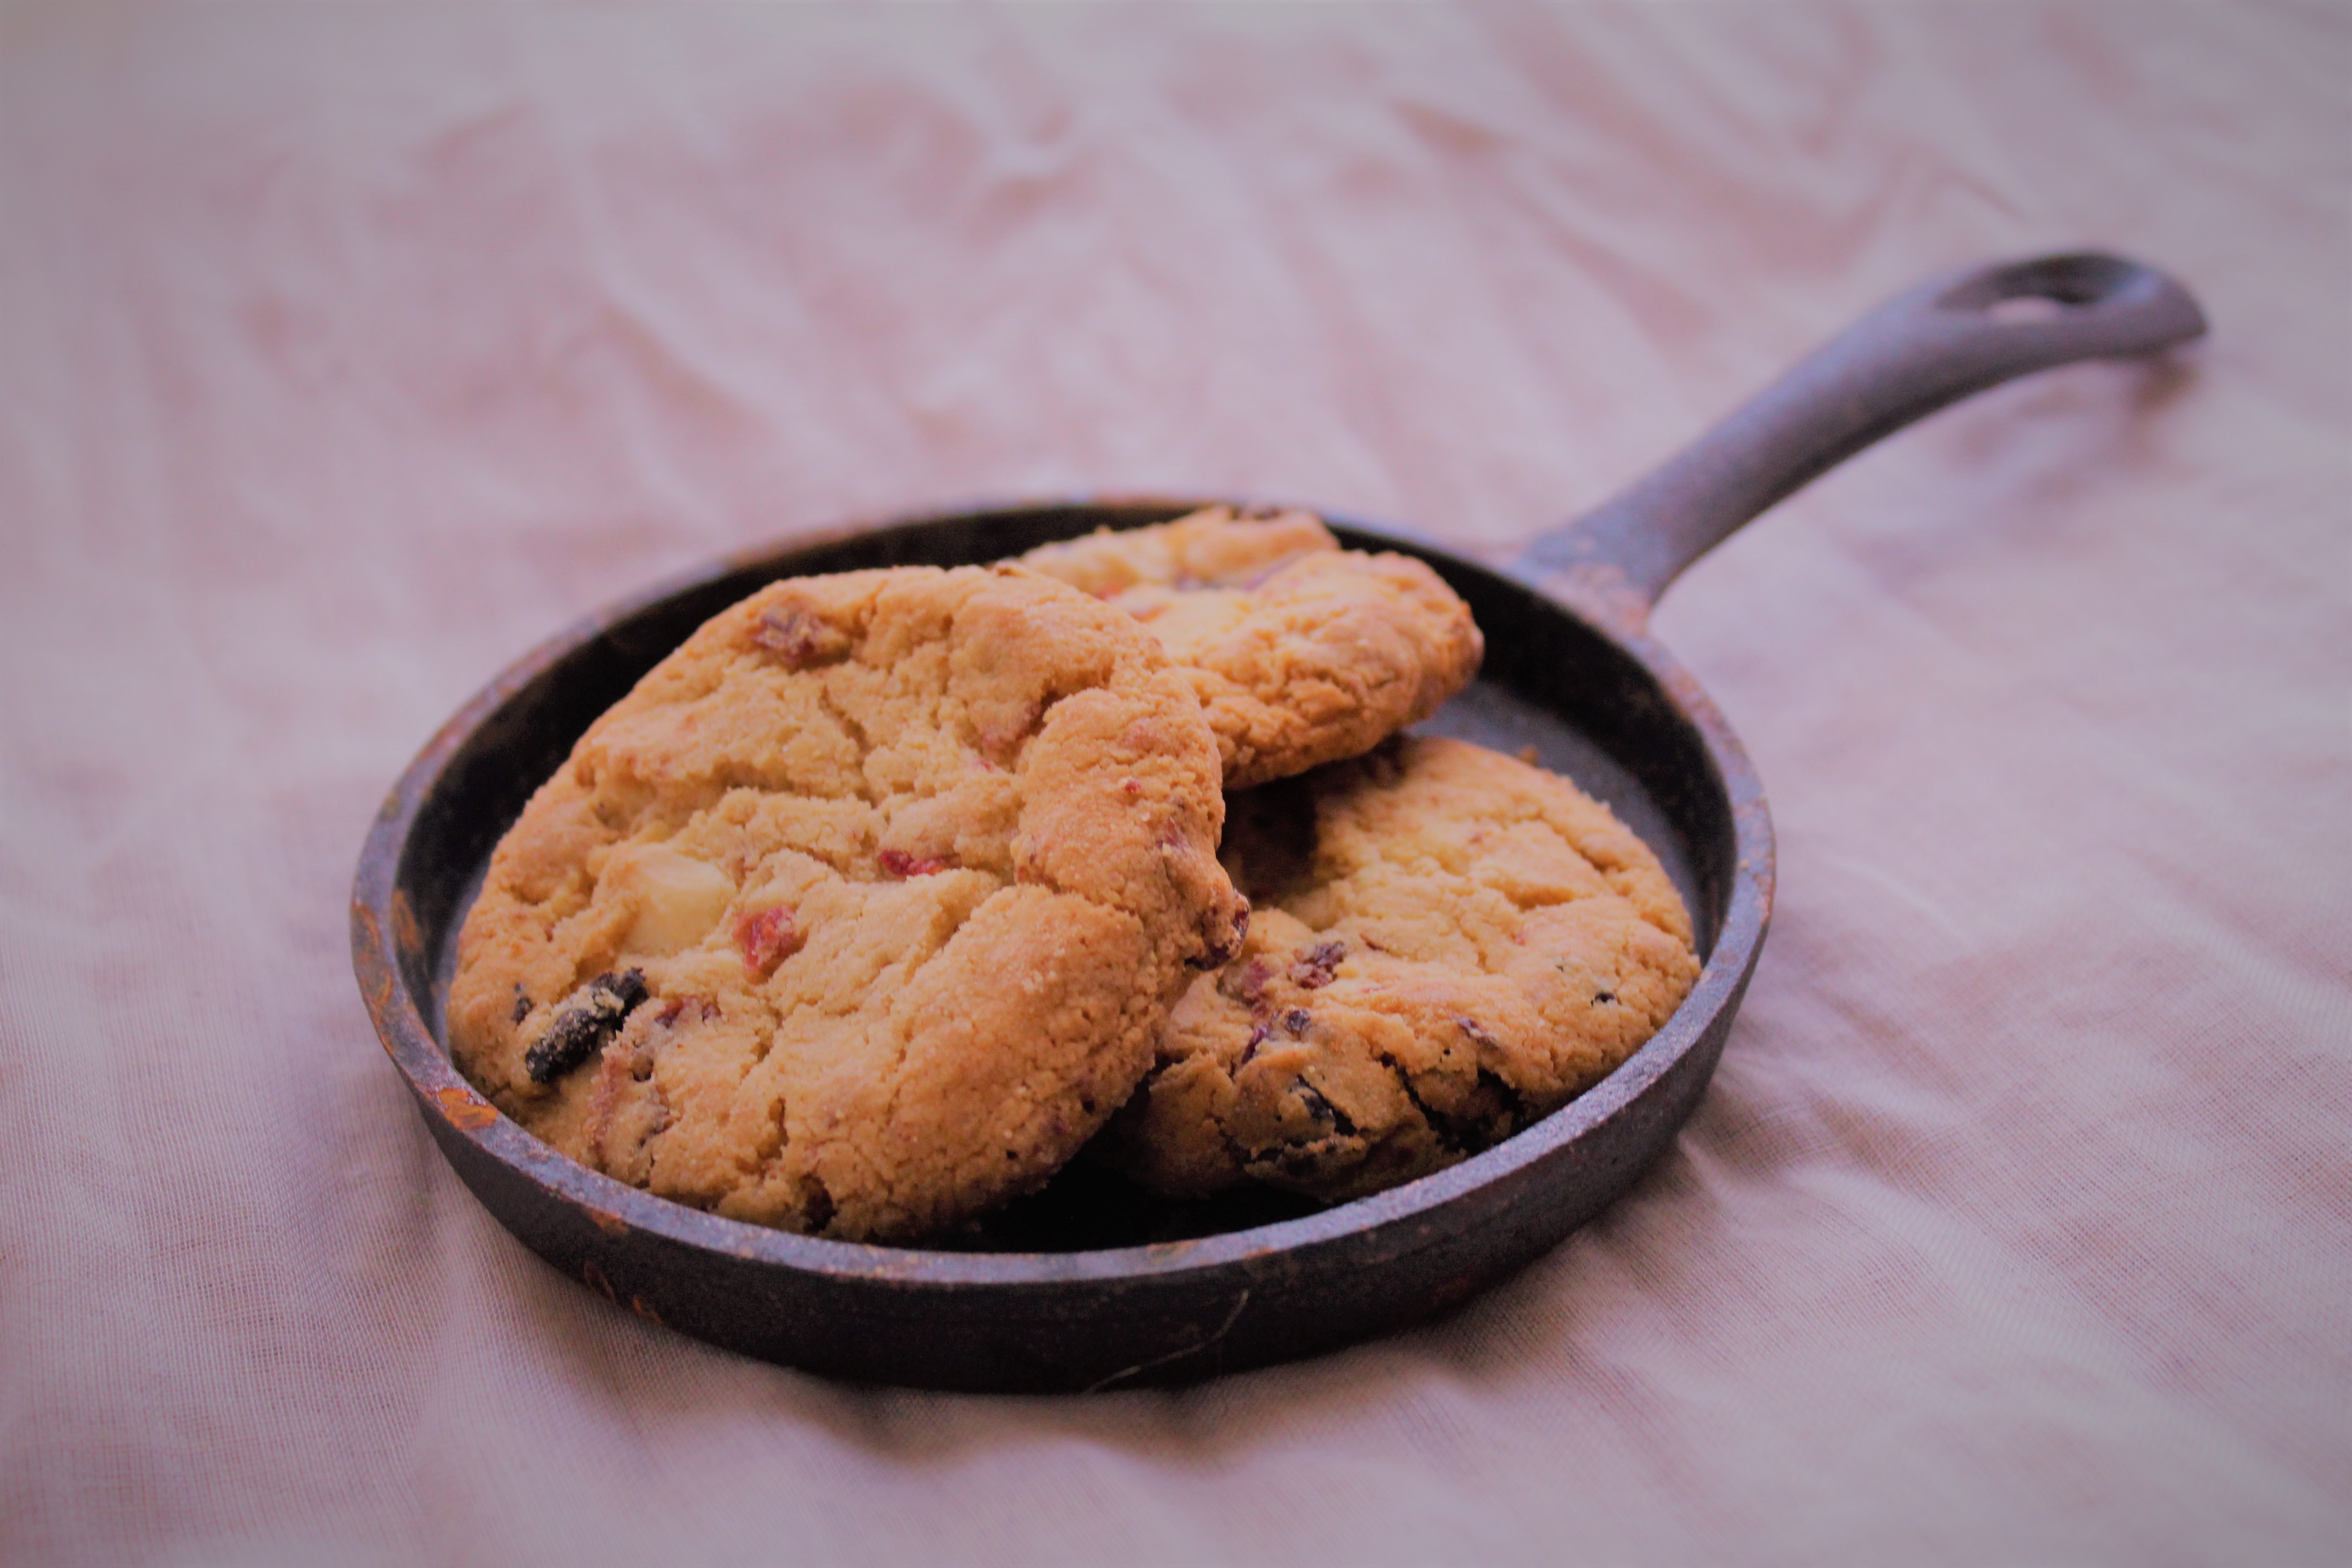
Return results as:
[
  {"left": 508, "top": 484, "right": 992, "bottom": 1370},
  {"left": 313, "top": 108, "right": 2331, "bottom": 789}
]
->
[{"left": 609, "top": 844, "right": 737, "bottom": 956}]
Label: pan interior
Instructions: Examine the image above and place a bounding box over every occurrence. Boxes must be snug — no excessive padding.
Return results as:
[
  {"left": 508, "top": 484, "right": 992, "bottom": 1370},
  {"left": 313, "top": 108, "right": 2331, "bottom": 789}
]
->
[{"left": 405, "top": 504, "right": 1735, "bottom": 1254}]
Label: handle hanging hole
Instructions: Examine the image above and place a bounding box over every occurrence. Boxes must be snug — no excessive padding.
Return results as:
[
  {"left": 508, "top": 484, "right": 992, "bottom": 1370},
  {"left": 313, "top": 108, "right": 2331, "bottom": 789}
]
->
[
  {"left": 1937, "top": 251, "right": 2136, "bottom": 315},
  {"left": 1984, "top": 295, "right": 2072, "bottom": 324}
]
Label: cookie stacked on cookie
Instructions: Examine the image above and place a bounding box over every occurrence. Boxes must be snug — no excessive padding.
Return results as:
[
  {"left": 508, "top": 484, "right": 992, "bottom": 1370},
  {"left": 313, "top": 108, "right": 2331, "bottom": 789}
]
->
[
  {"left": 1021, "top": 508, "right": 1700, "bottom": 1206},
  {"left": 1018, "top": 506, "right": 1483, "bottom": 788},
  {"left": 447, "top": 507, "right": 1699, "bottom": 1243}
]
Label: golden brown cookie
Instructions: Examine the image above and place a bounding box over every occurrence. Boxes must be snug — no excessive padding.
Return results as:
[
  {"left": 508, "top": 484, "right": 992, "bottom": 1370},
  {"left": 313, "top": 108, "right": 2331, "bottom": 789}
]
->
[
  {"left": 446, "top": 566, "right": 1250, "bottom": 1244},
  {"left": 1018, "top": 507, "right": 1483, "bottom": 788},
  {"left": 1100, "top": 735, "right": 1700, "bottom": 1205}
]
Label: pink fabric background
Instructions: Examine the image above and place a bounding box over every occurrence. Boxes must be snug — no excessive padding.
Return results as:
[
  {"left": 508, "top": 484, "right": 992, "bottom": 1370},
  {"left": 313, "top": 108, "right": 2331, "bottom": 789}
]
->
[{"left": 3, "top": 4, "right": 2346, "bottom": 1563}]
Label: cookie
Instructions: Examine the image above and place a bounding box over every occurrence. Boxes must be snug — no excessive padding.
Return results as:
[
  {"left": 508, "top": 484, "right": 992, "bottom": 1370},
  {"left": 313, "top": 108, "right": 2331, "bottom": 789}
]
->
[
  {"left": 446, "top": 565, "right": 1250, "bottom": 1244},
  {"left": 1018, "top": 507, "right": 1483, "bottom": 788},
  {"left": 1099, "top": 735, "right": 1700, "bottom": 1205}
]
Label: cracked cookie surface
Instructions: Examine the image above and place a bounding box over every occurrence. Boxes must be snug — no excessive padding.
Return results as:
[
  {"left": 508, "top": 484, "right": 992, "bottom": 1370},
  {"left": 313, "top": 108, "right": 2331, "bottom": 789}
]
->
[
  {"left": 1018, "top": 507, "right": 1483, "bottom": 788},
  {"left": 446, "top": 565, "right": 1249, "bottom": 1244},
  {"left": 1100, "top": 735, "right": 1700, "bottom": 1205}
]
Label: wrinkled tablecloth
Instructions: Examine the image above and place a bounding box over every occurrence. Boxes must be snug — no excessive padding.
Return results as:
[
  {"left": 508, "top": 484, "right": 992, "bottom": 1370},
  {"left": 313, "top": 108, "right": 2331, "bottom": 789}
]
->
[{"left": 3, "top": 4, "right": 2346, "bottom": 1563}]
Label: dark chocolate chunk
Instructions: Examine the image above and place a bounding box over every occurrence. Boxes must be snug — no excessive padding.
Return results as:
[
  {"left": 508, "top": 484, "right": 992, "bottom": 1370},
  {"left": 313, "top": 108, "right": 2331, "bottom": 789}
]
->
[
  {"left": 1280, "top": 1007, "right": 1313, "bottom": 1039},
  {"left": 1294, "top": 1081, "right": 1357, "bottom": 1137},
  {"left": 511, "top": 985, "right": 531, "bottom": 1025},
  {"left": 523, "top": 969, "right": 648, "bottom": 1085}
]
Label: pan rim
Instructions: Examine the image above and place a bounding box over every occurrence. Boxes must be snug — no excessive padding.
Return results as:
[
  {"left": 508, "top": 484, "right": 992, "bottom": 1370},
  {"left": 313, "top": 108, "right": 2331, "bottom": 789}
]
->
[{"left": 350, "top": 495, "right": 1773, "bottom": 1293}]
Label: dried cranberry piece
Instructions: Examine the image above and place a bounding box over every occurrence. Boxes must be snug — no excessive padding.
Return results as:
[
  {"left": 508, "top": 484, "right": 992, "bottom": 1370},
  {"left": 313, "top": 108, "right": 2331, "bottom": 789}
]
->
[
  {"left": 1287, "top": 940, "right": 1346, "bottom": 990},
  {"left": 656, "top": 995, "right": 717, "bottom": 1027},
  {"left": 877, "top": 848, "right": 951, "bottom": 878},
  {"left": 1189, "top": 902, "right": 1250, "bottom": 971},
  {"left": 1223, "top": 958, "right": 1276, "bottom": 1003},
  {"left": 750, "top": 606, "right": 845, "bottom": 669},
  {"left": 734, "top": 906, "right": 804, "bottom": 976}
]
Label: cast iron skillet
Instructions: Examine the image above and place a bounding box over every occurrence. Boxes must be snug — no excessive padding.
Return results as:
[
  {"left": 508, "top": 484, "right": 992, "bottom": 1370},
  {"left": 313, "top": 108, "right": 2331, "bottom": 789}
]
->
[{"left": 353, "top": 252, "right": 2203, "bottom": 1392}]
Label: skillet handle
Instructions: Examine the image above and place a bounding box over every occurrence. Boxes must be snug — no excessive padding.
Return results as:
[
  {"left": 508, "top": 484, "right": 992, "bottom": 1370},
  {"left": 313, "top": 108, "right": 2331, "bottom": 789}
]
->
[{"left": 1516, "top": 251, "right": 2205, "bottom": 631}]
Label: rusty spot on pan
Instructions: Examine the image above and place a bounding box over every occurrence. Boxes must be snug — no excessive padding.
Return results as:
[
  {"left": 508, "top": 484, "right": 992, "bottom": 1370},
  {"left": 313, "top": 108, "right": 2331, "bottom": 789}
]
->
[
  {"left": 390, "top": 887, "right": 423, "bottom": 961},
  {"left": 433, "top": 1085, "right": 498, "bottom": 1131}
]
